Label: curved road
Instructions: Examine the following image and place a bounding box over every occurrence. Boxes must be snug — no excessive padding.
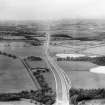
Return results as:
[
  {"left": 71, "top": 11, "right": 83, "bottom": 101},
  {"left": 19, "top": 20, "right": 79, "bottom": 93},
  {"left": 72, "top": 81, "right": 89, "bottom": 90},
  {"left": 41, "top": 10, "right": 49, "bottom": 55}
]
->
[{"left": 44, "top": 31, "right": 71, "bottom": 105}]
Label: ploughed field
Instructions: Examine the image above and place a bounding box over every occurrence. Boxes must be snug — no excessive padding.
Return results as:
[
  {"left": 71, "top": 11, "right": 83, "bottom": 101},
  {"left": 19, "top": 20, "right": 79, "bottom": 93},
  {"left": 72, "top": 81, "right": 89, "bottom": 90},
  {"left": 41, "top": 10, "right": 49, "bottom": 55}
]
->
[{"left": 0, "top": 55, "right": 37, "bottom": 93}]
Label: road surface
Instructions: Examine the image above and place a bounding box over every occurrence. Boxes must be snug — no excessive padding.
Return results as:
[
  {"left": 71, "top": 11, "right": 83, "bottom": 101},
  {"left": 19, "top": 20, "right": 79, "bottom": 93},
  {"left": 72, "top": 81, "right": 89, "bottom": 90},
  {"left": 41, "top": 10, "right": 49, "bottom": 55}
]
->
[{"left": 44, "top": 30, "right": 71, "bottom": 105}]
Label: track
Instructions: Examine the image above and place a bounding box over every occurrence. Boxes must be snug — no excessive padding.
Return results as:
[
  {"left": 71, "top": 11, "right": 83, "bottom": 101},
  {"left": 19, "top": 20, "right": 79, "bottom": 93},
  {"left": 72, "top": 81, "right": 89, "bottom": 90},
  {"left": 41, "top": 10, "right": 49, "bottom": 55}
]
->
[{"left": 19, "top": 57, "right": 41, "bottom": 89}]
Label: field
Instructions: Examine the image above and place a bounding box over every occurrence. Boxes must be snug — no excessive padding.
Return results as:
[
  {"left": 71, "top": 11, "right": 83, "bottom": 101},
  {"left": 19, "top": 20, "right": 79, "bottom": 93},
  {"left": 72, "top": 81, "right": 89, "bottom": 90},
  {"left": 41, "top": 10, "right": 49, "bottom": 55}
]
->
[
  {"left": 50, "top": 34, "right": 105, "bottom": 89},
  {"left": 27, "top": 59, "right": 47, "bottom": 68},
  {"left": 0, "top": 100, "right": 35, "bottom": 105},
  {"left": 83, "top": 46, "right": 105, "bottom": 55},
  {"left": 50, "top": 21, "right": 105, "bottom": 89},
  {"left": 49, "top": 20, "right": 105, "bottom": 105},
  {"left": 0, "top": 42, "right": 43, "bottom": 57},
  {"left": 0, "top": 22, "right": 57, "bottom": 104},
  {"left": 0, "top": 39, "right": 56, "bottom": 92},
  {"left": 51, "top": 44, "right": 105, "bottom": 89},
  {"left": 78, "top": 99, "right": 105, "bottom": 105},
  {"left": 2, "top": 19, "right": 105, "bottom": 104},
  {"left": 26, "top": 59, "right": 56, "bottom": 90},
  {"left": 0, "top": 55, "right": 37, "bottom": 93},
  {"left": 57, "top": 61, "right": 105, "bottom": 89}
]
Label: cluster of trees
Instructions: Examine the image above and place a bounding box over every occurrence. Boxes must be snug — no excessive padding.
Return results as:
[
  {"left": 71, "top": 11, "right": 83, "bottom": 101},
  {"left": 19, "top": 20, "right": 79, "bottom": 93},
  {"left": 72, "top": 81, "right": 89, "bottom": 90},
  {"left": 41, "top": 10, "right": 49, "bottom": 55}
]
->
[
  {"left": 91, "top": 56, "right": 105, "bottom": 66},
  {"left": 70, "top": 88, "right": 105, "bottom": 105},
  {"left": 14, "top": 29, "right": 45, "bottom": 37},
  {"left": 0, "top": 67, "right": 56, "bottom": 104},
  {"left": 51, "top": 33, "right": 105, "bottom": 41},
  {"left": 31, "top": 68, "right": 56, "bottom": 105},
  {"left": 57, "top": 56, "right": 105, "bottom": 66},
  {"left": 33, "top": 68, "right": 51, "bottom": 90},
  {"left": 24, "top": 36, "right": 42, "bottom": 46},
  {"left": 31, "top": 67, "right": 50, "bottom": 73},
  {"left": 0, "top": 51, "right": 17, "bottom": 59},
  {"left": 51, "top": 34, "right": 72, "bottom": 41},
  {"left": 51, "top": 34, "right": 71, "bottom": 38},
  {"left": 0, "top": 89, "right": 55, "bottom": 104},
  {"left": 57, "top": 56, "right": 90, "bottom": 62},
  {"left": 27, "top": 56, "right": 42, "bottom": 61},
  {"left": 29, "top": 41, "right": 42, "bottom": 46},
  {"left": 51, "top": 33, "right": 103, "bottom": 41},
  {"left": 71, "top": 37, "right": 102, "bottom": 41},
  {"left": 24, "top": 58, "right": 55, "bottom": 104},
  {"left": 32, "top": 88, "right": 56, "bottom": 105},
  {"left": 24, "top": 36, "right": 34, "bottom": 40}
]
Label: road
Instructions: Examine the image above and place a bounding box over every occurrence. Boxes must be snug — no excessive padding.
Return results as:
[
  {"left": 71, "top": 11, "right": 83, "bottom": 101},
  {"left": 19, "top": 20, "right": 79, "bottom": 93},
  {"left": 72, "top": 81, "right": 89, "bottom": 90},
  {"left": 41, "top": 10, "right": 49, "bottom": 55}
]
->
[{"left": 44, "top": 31, "right": 71, "bottom": 105}]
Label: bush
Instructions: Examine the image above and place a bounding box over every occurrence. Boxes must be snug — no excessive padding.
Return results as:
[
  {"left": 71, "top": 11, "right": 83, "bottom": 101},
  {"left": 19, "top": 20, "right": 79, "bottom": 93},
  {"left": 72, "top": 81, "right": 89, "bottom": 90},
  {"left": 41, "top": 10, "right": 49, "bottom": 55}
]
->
[{"left": 27, "top": 56, "right": 42, "bottom": 61}]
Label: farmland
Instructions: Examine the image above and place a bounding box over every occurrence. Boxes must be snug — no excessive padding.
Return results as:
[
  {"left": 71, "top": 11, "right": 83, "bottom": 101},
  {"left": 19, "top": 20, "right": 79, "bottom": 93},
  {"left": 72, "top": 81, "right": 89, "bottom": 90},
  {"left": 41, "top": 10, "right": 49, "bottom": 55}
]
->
[
  {"left": 49, "top": 20, "right": 105, "bottom": 90},
  {"left": 0, "top": 55, "right": 37, "bottom": 93},
  {"left": 50, "top": 43, "right": 105, "bottom": 89},
  {"left": 0, "top": 41, "right": 56, "bottom": 103},
  {"left": 83, "top": 46, "right": 105, "bottom": 55},
  {"left": 49, "top": 20, "right": 105, "bottom": 104},
  {"left": 0, "top": 22, "right": 56, "bottom": 104},
  {"left": 1, "top": 19, "right": 105, "bottom": 104}
]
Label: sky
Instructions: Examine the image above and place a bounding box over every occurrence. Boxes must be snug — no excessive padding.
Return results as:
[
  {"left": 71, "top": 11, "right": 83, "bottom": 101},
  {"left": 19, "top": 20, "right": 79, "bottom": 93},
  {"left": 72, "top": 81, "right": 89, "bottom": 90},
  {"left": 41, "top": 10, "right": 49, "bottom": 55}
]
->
[{"left": 0, "top": 0, "right": 105, "bottom": 20}]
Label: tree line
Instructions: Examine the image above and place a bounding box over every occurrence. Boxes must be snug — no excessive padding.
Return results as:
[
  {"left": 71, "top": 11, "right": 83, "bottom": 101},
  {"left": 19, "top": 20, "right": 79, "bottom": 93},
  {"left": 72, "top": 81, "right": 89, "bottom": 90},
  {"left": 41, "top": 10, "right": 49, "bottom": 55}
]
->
[
  {"left": 26, "top": 56, "right": 42, "bottom": 61},
  {"left": 31, "top": 67, "right": 56, "bottom": 105},
  {"left": 57, "top": 56, "right": 105, "bottom": 66},
  {"left": 70, "top": 88, "right": 105, "bottom": 105},
  {"left": 0, "top": 89, "right": 54, "bottom": 104},
  {"left": 0, "top": 51, "right": 17, "bottom": 59}
]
